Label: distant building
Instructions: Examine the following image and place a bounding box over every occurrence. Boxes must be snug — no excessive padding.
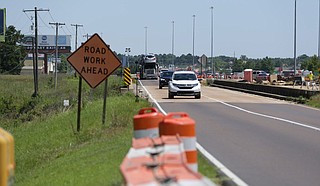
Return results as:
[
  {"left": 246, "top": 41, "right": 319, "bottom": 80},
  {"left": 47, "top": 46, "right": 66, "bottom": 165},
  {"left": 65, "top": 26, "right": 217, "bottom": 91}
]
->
[
  {"left": 20, "top": 35, "right": 71, "bottom": 74},
  {"left": 21, "top": 53, "right": 45, "bottom": 75}
]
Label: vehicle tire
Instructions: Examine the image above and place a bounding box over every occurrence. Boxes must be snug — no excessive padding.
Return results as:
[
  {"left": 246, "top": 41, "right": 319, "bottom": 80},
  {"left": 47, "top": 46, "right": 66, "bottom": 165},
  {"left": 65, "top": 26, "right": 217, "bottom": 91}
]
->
[
  {"left": 168, "top": 91, "right": 174, "bottom": 99},
  {"left": 159, "top": 85, "right": 162, "bottom": 89},
  {"left": 195, "top": 93, "right": 201, "bottom": 99}
]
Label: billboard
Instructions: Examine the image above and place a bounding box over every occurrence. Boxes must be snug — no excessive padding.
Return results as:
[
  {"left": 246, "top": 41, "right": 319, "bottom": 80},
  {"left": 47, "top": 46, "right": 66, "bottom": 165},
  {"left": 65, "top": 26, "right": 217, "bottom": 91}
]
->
[
  {"left": 21, "top": 35, "right": 72, "bottom": 53},
  {"left": 0, "top": 8, "right": 6, "bottom": 42},
  {"left": 21, "top": 35, "right": 71, "bottom": 47}
]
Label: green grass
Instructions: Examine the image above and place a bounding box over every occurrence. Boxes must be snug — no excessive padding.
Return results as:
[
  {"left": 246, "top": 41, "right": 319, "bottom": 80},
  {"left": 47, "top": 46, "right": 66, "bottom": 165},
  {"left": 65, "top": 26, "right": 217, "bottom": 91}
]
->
[
  {"left": 12, "top": 96, "right": 220, "bottom": 186},
  {"left": 0, "top": 74, "right": 221, "bottom": 185},
  {"left": 13, "top": 94, "right": 150, "bottom": 186},
  {"left": 198, "top": 153, "right": 221, "bottom": 185},
  {"left": 0, "top": 74, "right": 125, "bottom": 128},
  {"left": 306, "top": 94, "right": 320, "bottom": 108}
]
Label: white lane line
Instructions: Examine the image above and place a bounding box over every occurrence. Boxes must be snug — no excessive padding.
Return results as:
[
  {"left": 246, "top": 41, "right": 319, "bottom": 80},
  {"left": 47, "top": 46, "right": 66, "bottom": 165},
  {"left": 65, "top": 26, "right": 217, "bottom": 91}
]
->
[
  {"left": 139, "top": 80, "right": 167, "bottom": 115},
  {"left": 140, "top": 81, "right": 248, "bottom": 186},
  {"left": 203, "top": 95, "right": 320, "bottom": 132},
  {"left": 197, "top": 143, "right": 249, "bottom": 186}
]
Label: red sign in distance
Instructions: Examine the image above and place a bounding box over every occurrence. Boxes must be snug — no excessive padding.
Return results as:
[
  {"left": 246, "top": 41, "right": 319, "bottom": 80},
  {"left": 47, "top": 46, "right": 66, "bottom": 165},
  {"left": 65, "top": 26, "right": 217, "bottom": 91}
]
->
[{"left": 67, "top": 33, "right": 121, "bottom": 88}]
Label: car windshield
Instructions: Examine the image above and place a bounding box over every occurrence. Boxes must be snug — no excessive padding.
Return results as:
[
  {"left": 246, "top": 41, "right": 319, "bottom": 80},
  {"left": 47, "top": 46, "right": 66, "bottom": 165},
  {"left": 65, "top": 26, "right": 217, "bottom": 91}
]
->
[
  {"left": 162, "top": 71, "right": 174, "bottom": 77},
  {"left": 173, "top": 73, "right": 197, "bottom": 80}
]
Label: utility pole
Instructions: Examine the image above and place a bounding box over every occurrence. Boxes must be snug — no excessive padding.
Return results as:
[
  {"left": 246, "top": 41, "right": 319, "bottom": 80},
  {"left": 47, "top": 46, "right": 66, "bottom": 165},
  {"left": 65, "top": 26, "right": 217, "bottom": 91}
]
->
[
  {"left": 83, "top": 33, "right": 93, "bottom": 101},
  {"left": 49, "top": 22, "right": 65, "bottom": 89},
  {"left": 125, "top": 47, "right": 131, "bottom": 67},
  {"left": 294, "top": 0, "right": 297, "bottom": 75},
  {"left": 23, "top": 7, "right": 49, "bottom": 97},
  {"left": 172, "top": 21, "right": 175, "bottom": 69},
  {"left": 71, "top": 24, "right": 83, "bottom": 50},
  {"left": 144, "top": 26, "right": 148, "bottom": 55},
  {"left": 318, "top": 0, "right": 320, "bottom": 59},
  {"left": 71, "top": 24, "right": 83, "bottom": 76},
  {"left": 211, "top": 6, "right": 215, "bottom": 76},
  {"left": 71, "top": 24, "right": 83, "bottom": 132},
  {"left": 83, "top": 33, "right": 91, "bottom": 40},
  {"left": 192, "top": 15, "right": 196, "bottom": 70}
]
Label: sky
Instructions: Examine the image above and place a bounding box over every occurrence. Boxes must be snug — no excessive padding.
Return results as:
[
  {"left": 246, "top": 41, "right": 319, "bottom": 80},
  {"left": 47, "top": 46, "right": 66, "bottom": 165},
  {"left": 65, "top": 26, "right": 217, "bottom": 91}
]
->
[{"left": 2, "top": 0, "right": 320, "bottom": 59}]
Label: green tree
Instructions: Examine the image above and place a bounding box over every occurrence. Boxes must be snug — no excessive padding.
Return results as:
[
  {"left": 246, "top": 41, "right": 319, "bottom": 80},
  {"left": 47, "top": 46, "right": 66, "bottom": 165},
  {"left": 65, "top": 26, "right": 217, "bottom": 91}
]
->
[
  {"left": 260, "top": 56, "right": 274, "bottom": 73},
  {"left": 213, "top": 56, "right": 230, "bottom": 73},
  {"left": 232, "top": 58, "right": 244, "bottom": 72},
  {"left": 58, "top": 54, "right": 70, "bottom": 73},
  {"left": 175, "top": 53, "right": 194, "bottom": 68},
  {"left": 301, "top": 55, "right": 320, "bottom": 72},
  {"left": 297, "top": 54, "right": 309, "bottom": 68},
  {"left": 243, "top": 60, "right": 254, "bottom": 69},
  {"left": 272, "top": 58, "right": 282, "bottom": 68},
  {"left": 240, "top": 55, "right": 248, "bottom": 61},
  {"left": 0, "top": 25, "right": 26, "bottom": 74}
]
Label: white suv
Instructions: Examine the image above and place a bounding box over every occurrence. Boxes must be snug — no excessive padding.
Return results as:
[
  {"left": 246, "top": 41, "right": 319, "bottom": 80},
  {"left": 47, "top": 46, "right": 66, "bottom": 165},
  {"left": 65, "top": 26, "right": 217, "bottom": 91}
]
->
[{"left": 168, "top": 71, "right": 201, "bottom": 99}]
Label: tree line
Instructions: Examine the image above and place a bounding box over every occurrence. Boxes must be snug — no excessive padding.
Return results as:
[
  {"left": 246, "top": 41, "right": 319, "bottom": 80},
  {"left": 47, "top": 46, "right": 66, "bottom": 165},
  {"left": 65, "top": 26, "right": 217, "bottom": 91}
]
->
[
  {"left": 1, "top": 26, "right": 320, "bottom": 75},
  {"left": 122, "top": 53, "right": 320, "bottom": 75}
]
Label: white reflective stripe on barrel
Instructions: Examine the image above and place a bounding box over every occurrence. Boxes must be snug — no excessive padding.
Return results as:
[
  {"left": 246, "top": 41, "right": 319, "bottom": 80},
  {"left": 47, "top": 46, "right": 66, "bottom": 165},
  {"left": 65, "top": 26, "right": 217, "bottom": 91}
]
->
[
  {"left": 187, "top": 163, "right": 198, "bottom": 173},
  {"left": 181, "top": 137, "right": 197, "bottom": 151},
  {"left": 133, "top": 128, "right": 159, "bottom": 139}
]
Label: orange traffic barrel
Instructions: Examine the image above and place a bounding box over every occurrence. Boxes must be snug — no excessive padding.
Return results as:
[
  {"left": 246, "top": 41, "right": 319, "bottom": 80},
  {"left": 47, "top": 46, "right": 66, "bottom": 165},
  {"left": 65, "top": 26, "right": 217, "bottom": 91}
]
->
[
  {"left": 133, "top": 107, "right": 164, "bottom": 139},
  {"left": 120, "top": 136, "right": 215, "bottom": 185},
  {"left": 159, "top": 112, "right": 198, "bottom": 172}
]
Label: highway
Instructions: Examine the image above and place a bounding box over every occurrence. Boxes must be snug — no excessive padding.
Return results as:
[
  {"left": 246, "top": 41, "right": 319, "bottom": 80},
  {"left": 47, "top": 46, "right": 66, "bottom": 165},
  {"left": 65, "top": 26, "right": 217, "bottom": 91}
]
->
[{"left": 140, "top": 79, "right": 320, "bottom": 186}]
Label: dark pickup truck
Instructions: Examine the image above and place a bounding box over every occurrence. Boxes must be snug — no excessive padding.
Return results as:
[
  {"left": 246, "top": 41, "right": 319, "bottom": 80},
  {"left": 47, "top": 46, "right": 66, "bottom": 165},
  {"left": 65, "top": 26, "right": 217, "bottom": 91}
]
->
[{"left": 159, "top": 70, "right": 174, "bottom": 89}]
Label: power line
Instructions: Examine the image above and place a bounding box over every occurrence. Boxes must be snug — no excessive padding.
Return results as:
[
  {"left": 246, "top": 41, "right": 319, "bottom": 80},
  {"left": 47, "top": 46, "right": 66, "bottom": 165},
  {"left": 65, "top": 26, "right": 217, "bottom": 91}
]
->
[
  {"left": 48, "top": 11, "right": 56, "bottom": 23},
  {"left": 81, "top": 26, "right": 87, "bottom": 37},
  {"left": 62, "top": 25, "right": 73, "bottom": 35},
  {"left": 38, "top": 14, "right": 52, "bottom": 30},
  {"left": 23, "top": 11, "right": 34, "bottom": 24}
]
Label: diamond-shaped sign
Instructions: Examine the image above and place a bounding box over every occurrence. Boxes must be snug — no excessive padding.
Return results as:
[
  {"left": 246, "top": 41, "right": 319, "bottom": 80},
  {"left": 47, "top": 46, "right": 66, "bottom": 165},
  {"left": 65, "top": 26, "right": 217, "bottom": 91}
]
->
[
  {"left": 198, "top": 54, "right": 207, "bottom": 66},
  {"left": 67, "top": 33, "right": 121, "bottom": 88}
]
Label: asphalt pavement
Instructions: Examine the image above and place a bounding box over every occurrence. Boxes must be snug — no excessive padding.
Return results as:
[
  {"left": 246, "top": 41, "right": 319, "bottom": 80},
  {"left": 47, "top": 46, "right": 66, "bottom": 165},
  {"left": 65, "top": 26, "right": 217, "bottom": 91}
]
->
[{"left": 138, "top": 80, "right": 320, "bottom": 186}]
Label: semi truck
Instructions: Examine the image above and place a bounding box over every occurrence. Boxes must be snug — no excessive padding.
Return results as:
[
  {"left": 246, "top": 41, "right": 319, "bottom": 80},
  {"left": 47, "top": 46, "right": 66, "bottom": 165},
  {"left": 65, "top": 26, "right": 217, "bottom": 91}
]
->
[{"left": 139, "top": 54, "right": 159, "bottom": 79}]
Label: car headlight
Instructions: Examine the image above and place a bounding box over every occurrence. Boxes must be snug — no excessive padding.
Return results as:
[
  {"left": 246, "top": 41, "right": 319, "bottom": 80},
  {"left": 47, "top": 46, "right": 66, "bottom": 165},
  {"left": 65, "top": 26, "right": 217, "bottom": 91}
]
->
[
  {"left": 172, "top": 83, "right": 179, "bottom": 87},
  {"left": 160, "top": 78, "right": 165, "bottom": 81}
]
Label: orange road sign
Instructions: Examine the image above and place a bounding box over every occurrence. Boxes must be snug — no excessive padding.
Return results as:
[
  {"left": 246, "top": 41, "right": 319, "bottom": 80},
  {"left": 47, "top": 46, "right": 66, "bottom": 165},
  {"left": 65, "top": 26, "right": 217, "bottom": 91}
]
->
[{"left": 67, "top": 33, "right": 121, "bottom": 88}]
